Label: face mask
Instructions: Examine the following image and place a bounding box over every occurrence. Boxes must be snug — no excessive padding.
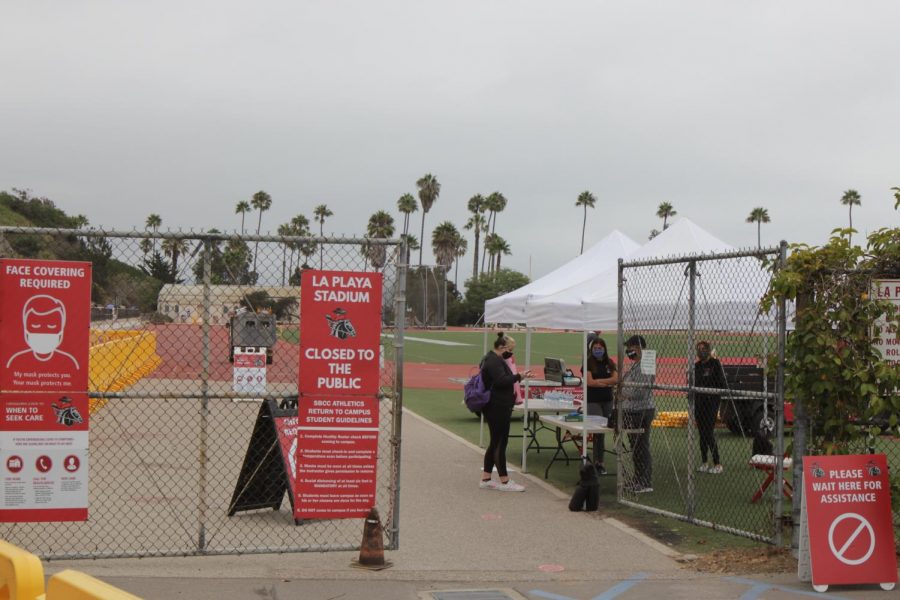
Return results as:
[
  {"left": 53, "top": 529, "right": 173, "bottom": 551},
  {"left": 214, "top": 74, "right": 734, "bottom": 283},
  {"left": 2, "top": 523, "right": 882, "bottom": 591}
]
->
[
  {"left": 26, "top": 332, "right": 62, "bottom": 355},
  {"left": 592, "top": 348, "right": 605, "bottom": 359},
  {"left": 502, "top": 351, "right": 513, "bottom": 359},
  {"left": 626, "top": 350, "right": 638, "bottom": 360},
  {"left": 698, "top": 350, "right": 710, "bottom": 360}
]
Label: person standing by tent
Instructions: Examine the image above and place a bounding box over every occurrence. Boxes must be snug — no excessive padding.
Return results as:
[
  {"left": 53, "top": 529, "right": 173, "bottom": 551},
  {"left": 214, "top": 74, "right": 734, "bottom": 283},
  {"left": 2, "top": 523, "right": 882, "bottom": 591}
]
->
[
  {"left": 480, "top": 332, "right": 533, "bottom": 492},
  {"left": 693, "top": 340, "right": 726, "bottom": 474},
  {"left": 620, "top": 335, "right": 656, "bottom": 493},
  {"left": 585, "top": 336, "right": 618, "bottom": 475}
]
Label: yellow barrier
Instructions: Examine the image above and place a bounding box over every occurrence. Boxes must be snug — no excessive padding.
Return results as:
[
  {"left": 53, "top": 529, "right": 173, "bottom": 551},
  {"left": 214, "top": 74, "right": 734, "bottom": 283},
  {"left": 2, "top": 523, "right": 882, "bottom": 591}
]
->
[
  {"left": 46, "top": 571, "right": 141, "bottom": 600},
  {"left": 0, "top": 540, "right": 45, "bottom": 600},
  {"left": 88, "top": 330, "right": 162, "bottom": 413}
]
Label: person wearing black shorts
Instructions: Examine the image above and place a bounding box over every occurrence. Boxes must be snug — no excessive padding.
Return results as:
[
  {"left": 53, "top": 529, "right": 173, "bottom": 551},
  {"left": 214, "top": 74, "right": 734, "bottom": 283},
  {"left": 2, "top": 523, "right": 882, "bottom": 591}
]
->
[{"left": 585, "top": 335, "right": 618, "bottom": 474}]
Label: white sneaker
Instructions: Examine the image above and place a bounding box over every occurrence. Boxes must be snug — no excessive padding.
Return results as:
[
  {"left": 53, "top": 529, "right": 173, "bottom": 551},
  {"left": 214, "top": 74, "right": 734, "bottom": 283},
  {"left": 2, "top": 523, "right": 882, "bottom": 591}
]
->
[
  {"left": 479, "top": 479, "right": 499, "bottom": 489},
  {"left": 709, "top": 464, "right": 724, "bottom": 474},
  {"left": 697, "top": 464, "right": 709, "bottom": 473},
  {"left": 496, "top": 480, "right": 525, "bottom": 492}
]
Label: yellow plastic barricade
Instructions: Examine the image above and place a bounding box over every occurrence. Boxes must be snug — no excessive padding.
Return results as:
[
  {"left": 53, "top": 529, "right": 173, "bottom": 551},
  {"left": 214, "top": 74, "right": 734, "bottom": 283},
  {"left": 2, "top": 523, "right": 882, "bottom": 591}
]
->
[
  {"left": 46, "top": 570, "right": 141, "bottom": 600},
  {"left": 0, "top": 540, "right": 45, "bottom": 600}
]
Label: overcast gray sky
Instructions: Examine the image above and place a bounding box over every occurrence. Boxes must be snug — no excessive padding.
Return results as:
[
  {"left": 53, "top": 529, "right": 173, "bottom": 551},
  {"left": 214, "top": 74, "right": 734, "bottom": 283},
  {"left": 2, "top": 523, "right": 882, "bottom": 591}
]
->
[{"left": 2, "top": 1, "right": 898, "bottom": 281}]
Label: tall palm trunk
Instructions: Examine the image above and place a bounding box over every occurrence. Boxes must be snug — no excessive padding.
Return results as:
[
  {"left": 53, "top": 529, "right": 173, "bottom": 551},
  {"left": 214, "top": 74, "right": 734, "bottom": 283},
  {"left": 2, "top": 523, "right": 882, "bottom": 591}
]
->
[
  {"left": 580, "top": 206, "right": 587, "bottom": 254},
  {"left": 848, "top": 206, "right": 853, "bottom": 245},
  {"left": 253, "top": 211, "right": 263, "bottom": 272},
  {"left": 418, "top": 215, "right": 426, "bottom": 267},
  {"left": 757, "top": 222, "right": 761, "bottom": 249},
  {"left": 472, "top": 231, "right": 480, "bottom": 280}
]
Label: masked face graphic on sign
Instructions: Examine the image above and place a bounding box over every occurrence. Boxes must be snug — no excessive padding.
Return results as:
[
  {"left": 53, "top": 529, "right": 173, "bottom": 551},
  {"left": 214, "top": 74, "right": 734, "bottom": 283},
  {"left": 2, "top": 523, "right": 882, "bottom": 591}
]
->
[{"left": 5, "top": 294, "right": 80, "bottom": 371}]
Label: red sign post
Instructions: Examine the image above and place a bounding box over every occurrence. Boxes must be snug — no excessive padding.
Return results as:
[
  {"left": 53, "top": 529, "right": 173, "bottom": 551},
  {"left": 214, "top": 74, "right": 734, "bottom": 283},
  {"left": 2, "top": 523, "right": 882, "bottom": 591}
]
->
[
  {"left": 296, "top": 270, "right": 383, "bottom": 520},
  {"left": 0, "top": 259, "right": 91, "bottom": 522},
  {"left": 802, "top": 454, "right": 897, "bottom": 591}
]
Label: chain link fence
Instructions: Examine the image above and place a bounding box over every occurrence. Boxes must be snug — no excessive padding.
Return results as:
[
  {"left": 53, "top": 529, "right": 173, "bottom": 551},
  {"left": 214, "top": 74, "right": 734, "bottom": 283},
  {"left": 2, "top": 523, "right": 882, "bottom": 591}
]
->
[
  {"left": 403, "top": 266, "right": 447, "bottom": 328},
  {"left": 616, "top": 245, "right": 789, "bottom": 543},
  {"left": 0, "top": 226, "right": 405, "bottom": 558}
]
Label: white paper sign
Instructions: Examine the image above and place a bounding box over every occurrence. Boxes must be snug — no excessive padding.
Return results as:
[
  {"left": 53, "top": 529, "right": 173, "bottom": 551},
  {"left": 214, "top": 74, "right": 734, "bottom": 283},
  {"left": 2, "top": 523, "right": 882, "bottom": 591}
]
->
[
  {"left": 640, "top": 349, "right": 657, "bottom": 376},
  {"left": 232, "top": 347, "right": 267, "bottom": 394}
]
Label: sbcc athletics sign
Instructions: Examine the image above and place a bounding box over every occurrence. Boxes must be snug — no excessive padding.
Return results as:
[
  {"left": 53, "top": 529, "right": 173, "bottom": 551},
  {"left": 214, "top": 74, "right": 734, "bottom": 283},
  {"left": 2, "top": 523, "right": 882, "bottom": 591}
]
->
[
  {"left": 799, "top": 454, "right": 896, "bottom": 592},
  {"left": 296, "top": 270, "right": 383, "bottom": 520}
]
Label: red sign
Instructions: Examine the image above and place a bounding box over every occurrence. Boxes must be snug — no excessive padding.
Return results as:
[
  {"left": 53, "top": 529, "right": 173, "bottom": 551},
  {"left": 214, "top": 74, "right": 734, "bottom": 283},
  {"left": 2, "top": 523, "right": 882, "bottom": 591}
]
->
[
  {"left": 0, "top": 392, "right": 89, "bottom": 522},
  {"left": 298, "top": 270, "right": 382, "bottom": 396},
  {"left": 803, "top": 454, "right": 897, "bottom": 587},
  {"left": 294, "top": 394, "right": 379, "bottom": 520},
  {"left": 273, "top": 414, "right": 299, "bottom": 494},
  {"left": 0, "top": 259, "right": 92, "bottom": 393}
]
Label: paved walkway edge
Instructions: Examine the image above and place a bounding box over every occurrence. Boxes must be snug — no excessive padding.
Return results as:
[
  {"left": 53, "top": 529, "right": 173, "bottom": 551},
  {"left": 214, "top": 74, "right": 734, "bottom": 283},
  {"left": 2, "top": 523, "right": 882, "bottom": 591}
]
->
[{"left": 402, "top": 407, "right": 684, "bottom": 561}]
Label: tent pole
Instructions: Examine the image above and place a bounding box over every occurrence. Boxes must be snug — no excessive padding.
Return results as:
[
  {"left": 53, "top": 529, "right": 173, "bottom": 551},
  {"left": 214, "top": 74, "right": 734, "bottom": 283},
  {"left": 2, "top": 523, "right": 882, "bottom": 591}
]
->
[
  {"left": 582, "top": 329, "right": 588, "bottom": 460},
  {"left": 522, "top": 327, "right": 532, "bottom": 473}
]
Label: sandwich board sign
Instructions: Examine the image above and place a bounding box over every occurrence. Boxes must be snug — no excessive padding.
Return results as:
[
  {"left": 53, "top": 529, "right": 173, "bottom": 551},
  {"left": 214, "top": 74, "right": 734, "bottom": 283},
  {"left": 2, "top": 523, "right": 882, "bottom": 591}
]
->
[{"left": 798, "top": 454, "right": 896, "bottom": 592}]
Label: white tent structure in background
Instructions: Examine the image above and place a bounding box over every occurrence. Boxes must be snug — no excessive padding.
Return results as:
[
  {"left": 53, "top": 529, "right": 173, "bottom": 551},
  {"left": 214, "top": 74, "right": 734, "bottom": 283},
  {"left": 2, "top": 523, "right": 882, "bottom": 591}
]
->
[
  {"left": 526, "top": 217, "right": 774, "bottom": 331},
  {"left": 484, "top": 230, "right": 640, "bottom": 324}
]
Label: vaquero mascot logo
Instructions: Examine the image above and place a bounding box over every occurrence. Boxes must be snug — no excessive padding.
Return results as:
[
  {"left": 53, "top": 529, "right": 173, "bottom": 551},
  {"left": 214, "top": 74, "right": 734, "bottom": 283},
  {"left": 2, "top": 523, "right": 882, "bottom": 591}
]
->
[
  {"left": 325, "top": 307, "right": 357, "bottom": 340},
  {"left": 51, "top": 396, "right": 84, "bottom": 427},
  {"left": 5, "top": 294, "right": 80, "bottom": 370}
]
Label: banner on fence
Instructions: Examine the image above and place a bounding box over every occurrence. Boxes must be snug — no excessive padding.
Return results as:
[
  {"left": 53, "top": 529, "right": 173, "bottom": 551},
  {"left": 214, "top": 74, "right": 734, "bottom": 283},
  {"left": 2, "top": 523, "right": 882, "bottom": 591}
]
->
[
  {"left": 799, "top": 454, "right": 897, "bottom": 591},
  {"left": 298, "top": 270, "right": 383, "bottom": 396},
  {"left": 0, "top": 259, "right": 91, "bottom": 393},
  {"left": 0, "top": 392, "right": 89, "bottom": 522},
  {"left": 874, "top": 280, "right": 899, "bottom": 366},
  {"left": 295, "top": 393, "right": 379, "bottom": 520}
]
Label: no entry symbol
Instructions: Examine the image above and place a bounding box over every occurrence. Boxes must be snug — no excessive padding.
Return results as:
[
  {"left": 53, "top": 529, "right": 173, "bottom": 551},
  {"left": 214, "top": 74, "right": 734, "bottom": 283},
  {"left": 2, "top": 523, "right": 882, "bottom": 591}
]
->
[{"left": 828, "top": 512, "right": 876, "bottom": 566}]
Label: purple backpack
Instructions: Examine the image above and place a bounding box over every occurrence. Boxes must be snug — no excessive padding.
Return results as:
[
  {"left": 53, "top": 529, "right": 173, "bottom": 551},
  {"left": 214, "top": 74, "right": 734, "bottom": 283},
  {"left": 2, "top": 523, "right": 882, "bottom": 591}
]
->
[{"left": 463, "top": 370, "right": 492, "bottom": 413}]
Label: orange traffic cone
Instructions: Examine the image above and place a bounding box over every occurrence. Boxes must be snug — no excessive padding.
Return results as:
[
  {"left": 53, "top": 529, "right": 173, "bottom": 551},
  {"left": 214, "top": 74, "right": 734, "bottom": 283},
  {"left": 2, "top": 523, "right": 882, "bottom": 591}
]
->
[{"left": 351, "top": 507, "right": 393, "bottom": 570}]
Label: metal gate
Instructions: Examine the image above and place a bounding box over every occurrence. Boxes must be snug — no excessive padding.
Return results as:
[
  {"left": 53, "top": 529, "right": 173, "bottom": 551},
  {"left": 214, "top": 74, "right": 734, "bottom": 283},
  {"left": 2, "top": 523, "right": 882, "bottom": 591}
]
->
[
  {"left": 616, "top": 244, "right": 788, "bottom": 543},
  {"left": 0, "top": 226, "right": 406, "bottom": 558}
]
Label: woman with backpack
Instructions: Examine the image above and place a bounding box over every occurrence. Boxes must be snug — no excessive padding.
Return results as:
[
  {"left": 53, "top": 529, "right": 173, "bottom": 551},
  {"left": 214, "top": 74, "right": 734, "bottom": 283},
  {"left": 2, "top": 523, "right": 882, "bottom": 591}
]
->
[{"left": 480, "top": 332, "right": 533, "bottom": 492}]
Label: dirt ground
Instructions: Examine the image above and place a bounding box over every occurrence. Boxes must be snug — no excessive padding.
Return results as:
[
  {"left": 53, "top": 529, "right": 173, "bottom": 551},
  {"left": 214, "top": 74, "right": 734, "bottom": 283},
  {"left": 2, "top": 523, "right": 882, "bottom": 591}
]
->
[{"left": 685, "top": 547, "right": 798, "bottom": 574}]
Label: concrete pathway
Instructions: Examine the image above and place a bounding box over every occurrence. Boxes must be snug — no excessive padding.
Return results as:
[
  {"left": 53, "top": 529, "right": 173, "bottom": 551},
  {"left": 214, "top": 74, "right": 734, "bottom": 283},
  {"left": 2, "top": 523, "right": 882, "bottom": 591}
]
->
[{"left": 47, "top": 410, "right": 892, "bottom": 599}]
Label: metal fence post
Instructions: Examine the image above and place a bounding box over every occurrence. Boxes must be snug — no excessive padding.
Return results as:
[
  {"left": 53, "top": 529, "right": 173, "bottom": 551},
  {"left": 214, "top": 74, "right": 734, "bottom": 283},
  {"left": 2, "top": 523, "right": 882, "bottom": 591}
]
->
[
  {"left": 616, "top": 258, "right": 625, "bottom": 500},
  {"left": 389, "top": 241, "right": 408, "bottom": 549},
  {"left": 686, "top": 260, "right": 697, "bottom": 521},
  {"left": 772, "top": 242, "right": 788, "bottom": 545},
  {"left": 198, "top": 238, "right": 211, "bottom": 552}
]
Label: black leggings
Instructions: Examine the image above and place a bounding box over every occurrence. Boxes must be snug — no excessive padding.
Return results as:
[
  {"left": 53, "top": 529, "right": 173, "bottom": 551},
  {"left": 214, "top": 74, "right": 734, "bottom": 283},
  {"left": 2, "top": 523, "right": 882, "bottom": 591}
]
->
[
  {"left": 483, "top": 404, "right": 513, "bottom": 478},
  {"left": 587, "top": 400, "right": 613, "bottom": 465},
  {"left": 695, "top": 396, "right": 721, "bottom": 464}
]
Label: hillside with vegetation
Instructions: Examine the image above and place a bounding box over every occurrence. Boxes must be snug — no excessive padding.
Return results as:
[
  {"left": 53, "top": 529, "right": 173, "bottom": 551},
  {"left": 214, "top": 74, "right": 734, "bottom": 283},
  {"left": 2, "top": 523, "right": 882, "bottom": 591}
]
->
[{"left": 0, "top": 189, "right": 163, "bottom": 311}]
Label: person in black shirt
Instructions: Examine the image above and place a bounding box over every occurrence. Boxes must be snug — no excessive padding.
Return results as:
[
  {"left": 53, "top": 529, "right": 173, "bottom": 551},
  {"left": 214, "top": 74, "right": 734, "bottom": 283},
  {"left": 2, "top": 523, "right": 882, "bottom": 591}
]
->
[
  {"left": 693, "top": 341, "right": 726, "bottom": 474},
  {"left": 480, "top": 332, "right": 533, "bottom": 492},
  {"left": 585, "top": 336, "right": 618, "bottom": 474}
]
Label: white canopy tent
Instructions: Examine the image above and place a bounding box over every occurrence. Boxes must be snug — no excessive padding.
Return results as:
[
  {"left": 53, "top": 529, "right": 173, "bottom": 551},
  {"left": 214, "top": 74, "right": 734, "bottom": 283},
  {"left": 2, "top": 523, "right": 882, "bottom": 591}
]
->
[
  {"left": 484, "top": 230, "right": 640, "bottom": 325},
  {"left": 525, "top": 218, "right": 775, "bottom": 332}
]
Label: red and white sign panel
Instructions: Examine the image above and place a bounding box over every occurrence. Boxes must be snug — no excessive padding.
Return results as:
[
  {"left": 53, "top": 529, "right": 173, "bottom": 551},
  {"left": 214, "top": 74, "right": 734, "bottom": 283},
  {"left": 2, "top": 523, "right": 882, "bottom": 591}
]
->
[
  {"left": 232, "top": 347, "right": 267, "bottom": 394},
  {"left": 274, "top": 414, "right": 299, "bottom": 494},
  {"left": 0, "top": 259, "right": 91, "bottom": 393},
  {"left": 0, "top": 392, "right": 89, "bottom": 522},
  {"left": 803, "top": 454, "right": 897, "bottom": 587},
  {"left": 874, "top": 280, "right": 899, "bottom": 366},
  {"left": 299, "top": 270, "right": 382, "bottom": 396},
  {"left": 294, "top": 394, "right": 379, "bottom": 520}
]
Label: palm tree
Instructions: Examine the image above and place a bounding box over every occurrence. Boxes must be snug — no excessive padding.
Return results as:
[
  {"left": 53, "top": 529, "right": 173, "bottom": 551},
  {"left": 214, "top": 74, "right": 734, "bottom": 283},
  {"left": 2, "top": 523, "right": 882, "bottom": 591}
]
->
[
  {"left": 840, "top": 189, "right": 861, "bottom": 244},
  {"left": 648, "top": 229, "right": 660, "bottom": 240},
  {"left": 145, "top": 214, "right": 162, "bottom": 252},
  {"left": 465, "top": 194, "right": 487, "bottom": 279},
  {"left": 250, "top": 190, "right": 273, "bottom": 272},
  {"left": 453, "top": 236, "right": 467, "bottom": 287},
  {"left": 396, "top": 194, "right": 417, "bottom": 265},
  {"left": 485, "top": 234, "right": 511, "bottom": 274},
  {"left": 291, "top": 214, "right": 316, "bottom": 269},
  {"left": 416, "top": 174, "right": 440, "bottom": 267},
  {"left": 277, "top": 222, "right": 294, "bottom": 284},
  {"left": 235, "top": 201, "right": 251, "bottom": 234},
  {"left": 482, "top": 192, "right": 507, "bottom": 272},
  {"left": 431, "top": 221, "right": 460, "bottom": 272},
  {"left": 313, "top": 204, "right": 333, "bottom": 269},
  {"left": 745, "top": 207, "right": 771, "bottom": 249},
  {"left": 400, "top": 234, "right": 419, "bottom": 266},
  {"left": 656, "top": 202, "right": 677, "bottom": 230},
  {"left": 139, "top": 238, "right": 153, "bottom": 256},
  {"left": 161, "top": 237, "right": 188, "bottom": 280},
  {"left": 575, "top": 191, "right": 596, "bottom": 254},
  {"left": 364, "top": 210, "right": 395, "bottom": 270}
]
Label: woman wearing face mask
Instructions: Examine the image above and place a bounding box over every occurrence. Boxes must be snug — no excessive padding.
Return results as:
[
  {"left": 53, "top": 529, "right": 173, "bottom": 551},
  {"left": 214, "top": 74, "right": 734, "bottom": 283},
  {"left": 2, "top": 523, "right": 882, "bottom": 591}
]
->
[
  {"left": 693, "top": 341, "right": 726, "bottom": 474},
  {"left": 585, "top": 336, "right": 618, "bottom": 475},
  {"left": 619, "top": 335, "right": 656, "bottom": 493},
  {"left": 479, "top": 332, "right": 533, "bottom": 492}
]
